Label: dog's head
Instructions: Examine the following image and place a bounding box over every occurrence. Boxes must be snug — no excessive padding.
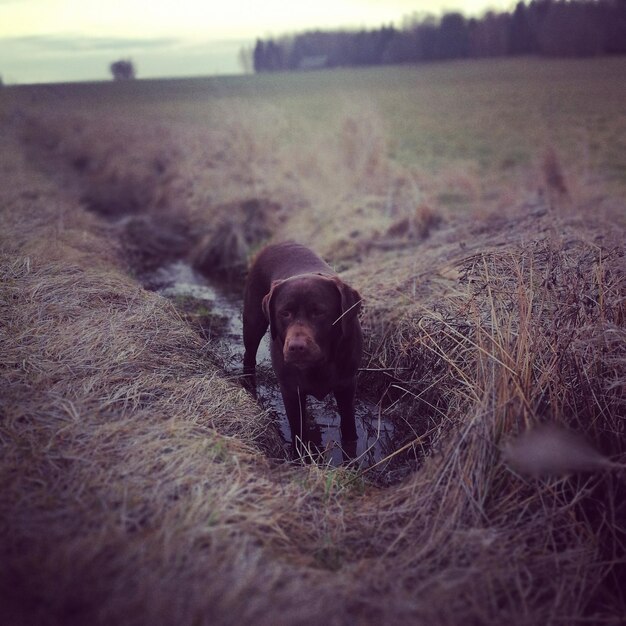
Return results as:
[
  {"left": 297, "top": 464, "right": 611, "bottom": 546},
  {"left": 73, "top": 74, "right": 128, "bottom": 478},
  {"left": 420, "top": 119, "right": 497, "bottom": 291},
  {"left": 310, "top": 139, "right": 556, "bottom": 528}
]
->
[{"left": 262, "top": 273, "right": 361, "bottom": 368}]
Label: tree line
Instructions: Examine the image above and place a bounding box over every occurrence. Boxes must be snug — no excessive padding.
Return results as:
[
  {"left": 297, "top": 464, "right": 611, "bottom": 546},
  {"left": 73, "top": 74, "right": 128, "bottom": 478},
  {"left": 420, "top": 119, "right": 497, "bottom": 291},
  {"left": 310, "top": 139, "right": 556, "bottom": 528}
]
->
[{"left": 250, "top": 0, "right": 626, "bottom": 72}]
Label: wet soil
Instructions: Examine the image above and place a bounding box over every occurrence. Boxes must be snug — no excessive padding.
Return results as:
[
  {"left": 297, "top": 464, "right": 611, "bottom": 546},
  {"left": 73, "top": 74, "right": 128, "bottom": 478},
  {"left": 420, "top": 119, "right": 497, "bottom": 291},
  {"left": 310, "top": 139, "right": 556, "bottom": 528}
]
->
[{"left": 141, "top": 260, "right": 397, "bottom": 469}]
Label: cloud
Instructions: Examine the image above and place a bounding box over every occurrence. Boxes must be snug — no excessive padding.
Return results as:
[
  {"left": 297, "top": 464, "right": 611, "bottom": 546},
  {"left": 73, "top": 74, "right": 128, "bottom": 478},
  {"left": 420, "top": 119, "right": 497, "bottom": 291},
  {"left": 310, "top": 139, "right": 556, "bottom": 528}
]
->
[{"left": 1, "top": 34, "right": 182, "bottom": 55}]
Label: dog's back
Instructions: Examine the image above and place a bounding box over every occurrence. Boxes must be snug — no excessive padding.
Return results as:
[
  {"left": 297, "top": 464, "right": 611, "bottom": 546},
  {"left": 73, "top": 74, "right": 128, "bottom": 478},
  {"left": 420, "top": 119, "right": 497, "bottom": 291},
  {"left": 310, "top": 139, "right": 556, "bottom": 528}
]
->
[{"left": 248, "top": 241, "right": 333, "bottom": 284}]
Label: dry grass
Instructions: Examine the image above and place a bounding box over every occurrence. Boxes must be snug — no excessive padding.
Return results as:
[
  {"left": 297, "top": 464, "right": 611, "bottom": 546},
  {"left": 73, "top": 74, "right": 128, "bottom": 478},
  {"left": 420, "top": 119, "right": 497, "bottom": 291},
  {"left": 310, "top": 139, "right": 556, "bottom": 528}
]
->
[{"left": 1, "top": 64, "right": 625, "bottom": 625}]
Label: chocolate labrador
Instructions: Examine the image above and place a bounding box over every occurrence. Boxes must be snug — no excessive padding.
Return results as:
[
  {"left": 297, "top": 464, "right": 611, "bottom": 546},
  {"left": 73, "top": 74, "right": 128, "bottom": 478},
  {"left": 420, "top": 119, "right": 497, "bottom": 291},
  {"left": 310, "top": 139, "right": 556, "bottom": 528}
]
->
[{"left": 243, "top": 242, "right": 362, "bottom": 453}]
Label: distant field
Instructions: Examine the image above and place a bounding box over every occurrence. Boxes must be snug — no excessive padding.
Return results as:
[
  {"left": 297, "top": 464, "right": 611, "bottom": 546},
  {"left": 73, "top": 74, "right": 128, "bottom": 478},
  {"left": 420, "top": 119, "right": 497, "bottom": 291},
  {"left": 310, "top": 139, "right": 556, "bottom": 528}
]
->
[
  {"left": 1, "top": 57, "right": 625, "bottom": 626},
  {"left": 5, "top": 56, "right": 626, "bottom": 193}
]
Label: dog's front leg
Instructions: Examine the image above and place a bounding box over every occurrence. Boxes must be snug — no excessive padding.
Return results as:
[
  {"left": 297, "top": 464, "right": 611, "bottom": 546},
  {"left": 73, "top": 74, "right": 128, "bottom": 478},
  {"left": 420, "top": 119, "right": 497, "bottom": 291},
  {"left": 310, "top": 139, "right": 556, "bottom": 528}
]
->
[
  {"left": 334, "top": 380, "right": 358, "bottom": 444},
  {"left": 280, "top": 384, "right": 308, "bottom": 455},
  {"left": 242, "top": 313, "right": 268, "bottom": 397}
]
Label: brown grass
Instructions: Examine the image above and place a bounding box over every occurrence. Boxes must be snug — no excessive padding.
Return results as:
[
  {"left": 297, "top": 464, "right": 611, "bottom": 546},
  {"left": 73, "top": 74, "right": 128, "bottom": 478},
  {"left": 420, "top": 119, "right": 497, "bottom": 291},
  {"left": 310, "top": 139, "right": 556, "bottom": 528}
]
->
[{"left": 1, "top": 78, "right": 625, "bottom": 626}]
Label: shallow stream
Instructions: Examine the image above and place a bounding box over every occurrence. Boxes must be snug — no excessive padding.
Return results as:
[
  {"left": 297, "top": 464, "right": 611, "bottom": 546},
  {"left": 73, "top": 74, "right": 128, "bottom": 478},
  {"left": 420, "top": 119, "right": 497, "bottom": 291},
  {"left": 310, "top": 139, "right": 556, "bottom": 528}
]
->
[{"left": 142, "top": 260, "right": 396, "bottom": 468}]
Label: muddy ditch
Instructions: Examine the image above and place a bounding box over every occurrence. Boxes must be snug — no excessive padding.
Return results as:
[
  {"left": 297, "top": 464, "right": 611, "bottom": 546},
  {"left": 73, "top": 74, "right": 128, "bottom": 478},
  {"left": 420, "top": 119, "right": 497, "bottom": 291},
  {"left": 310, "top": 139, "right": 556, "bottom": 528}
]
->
[
  {"left": 109, "top": 202, "right": 431, "bottom": 483},
  {"left": 108, "top": 196, "right": 435, "bottom": 482},
  {"left": 139, "top": 258, "right": 406, "bottom": 474},
  {"left": 17, "top": 117, "right": 426, "bottom": 482},
  {"left": 107, "top": 205, "right": 419, "bottom": 484}
]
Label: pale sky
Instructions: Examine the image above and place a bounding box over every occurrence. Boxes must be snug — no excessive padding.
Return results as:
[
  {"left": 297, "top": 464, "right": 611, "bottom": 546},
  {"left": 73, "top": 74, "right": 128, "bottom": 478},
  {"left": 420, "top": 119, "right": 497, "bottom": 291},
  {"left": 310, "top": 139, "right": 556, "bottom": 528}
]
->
[{"left": 0, "top": 0, "right": 516, "bottom": 84}]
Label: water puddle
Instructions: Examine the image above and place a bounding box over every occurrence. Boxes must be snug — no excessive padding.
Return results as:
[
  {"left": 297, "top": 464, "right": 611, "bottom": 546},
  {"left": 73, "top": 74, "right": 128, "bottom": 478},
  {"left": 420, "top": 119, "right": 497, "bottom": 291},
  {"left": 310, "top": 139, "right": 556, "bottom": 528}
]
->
[{"left": 142, "top": 261, "right": 397, "bottom": 470}]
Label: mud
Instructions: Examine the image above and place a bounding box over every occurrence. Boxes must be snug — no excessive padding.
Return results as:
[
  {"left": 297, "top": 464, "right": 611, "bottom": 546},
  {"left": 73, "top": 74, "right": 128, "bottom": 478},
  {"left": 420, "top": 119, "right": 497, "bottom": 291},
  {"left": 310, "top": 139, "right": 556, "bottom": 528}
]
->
[{"left": 141, "top": 260, "right": 398, "bottom": 470}]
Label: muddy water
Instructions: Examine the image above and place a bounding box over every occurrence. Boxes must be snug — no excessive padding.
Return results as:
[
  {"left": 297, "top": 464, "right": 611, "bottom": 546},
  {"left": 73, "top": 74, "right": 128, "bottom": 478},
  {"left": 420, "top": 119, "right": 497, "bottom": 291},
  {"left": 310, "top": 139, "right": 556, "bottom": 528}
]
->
[{"left": 142, "top": 261, "right": 395, "bottom": 468}]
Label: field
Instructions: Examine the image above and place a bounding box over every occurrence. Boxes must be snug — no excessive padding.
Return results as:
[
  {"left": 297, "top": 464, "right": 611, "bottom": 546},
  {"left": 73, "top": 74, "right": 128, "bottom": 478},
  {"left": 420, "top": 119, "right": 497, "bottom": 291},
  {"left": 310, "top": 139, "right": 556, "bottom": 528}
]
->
[{"left": 1, "top": 57, "right": 625, "bottom": 625}]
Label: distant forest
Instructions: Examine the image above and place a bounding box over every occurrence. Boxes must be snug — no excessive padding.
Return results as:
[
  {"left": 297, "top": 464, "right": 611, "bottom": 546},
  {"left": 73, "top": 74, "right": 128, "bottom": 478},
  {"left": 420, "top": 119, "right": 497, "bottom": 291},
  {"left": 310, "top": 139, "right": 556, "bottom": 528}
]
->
[{"left": 250, "top": 0, "right": 626, "bottom": 72}]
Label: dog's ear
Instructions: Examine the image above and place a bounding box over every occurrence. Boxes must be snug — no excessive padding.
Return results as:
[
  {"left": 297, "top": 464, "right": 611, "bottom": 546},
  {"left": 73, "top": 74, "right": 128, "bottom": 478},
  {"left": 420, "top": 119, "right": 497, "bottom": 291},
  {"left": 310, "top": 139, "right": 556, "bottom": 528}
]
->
[
  {"left": 331, "top": 277, "right": 362, "bottom": 337},
  {"left": 262, "top": 279, "right": 285, "bottom": 341}
]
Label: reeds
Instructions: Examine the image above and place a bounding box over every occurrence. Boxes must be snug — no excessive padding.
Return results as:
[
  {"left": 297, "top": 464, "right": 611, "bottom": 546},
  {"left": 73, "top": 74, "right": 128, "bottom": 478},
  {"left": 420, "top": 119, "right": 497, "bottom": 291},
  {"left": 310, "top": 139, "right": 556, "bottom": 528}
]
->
[{"left": 1, "top": 91, "right": 624, "bottom": 625}]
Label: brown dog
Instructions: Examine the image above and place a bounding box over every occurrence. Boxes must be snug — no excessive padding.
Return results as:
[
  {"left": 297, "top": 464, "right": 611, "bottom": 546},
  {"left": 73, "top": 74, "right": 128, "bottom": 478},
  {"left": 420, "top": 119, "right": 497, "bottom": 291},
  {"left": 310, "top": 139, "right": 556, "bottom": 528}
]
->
[{"left": 243, "top": 242, "right": 362, "bottom": 451}]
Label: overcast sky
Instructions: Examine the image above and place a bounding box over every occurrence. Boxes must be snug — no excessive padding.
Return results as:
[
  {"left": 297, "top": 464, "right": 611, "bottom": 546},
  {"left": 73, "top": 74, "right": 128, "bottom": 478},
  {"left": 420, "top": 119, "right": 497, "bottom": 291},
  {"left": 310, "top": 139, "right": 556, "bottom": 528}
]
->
[{"left": 1, "top": 0, "right": 516, "bottom": 84}]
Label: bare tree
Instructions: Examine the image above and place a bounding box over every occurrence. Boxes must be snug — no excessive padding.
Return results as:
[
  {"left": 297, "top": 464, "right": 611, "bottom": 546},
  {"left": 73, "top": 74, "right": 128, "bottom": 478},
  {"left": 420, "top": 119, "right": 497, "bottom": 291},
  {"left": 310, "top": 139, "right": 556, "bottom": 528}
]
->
[{"left": 110, "top": 59, "right": 136, "bottom": 81}]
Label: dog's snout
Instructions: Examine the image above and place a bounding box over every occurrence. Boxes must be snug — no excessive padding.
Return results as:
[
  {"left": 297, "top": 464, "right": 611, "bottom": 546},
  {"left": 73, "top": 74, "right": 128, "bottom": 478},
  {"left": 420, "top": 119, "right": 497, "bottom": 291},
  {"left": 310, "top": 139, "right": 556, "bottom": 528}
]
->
[
  {"left": 283, "top": 328, "right": 322, "bottom": 365},
  {"left": 287, "top": 336, "right": 308, "bottom": 354}
]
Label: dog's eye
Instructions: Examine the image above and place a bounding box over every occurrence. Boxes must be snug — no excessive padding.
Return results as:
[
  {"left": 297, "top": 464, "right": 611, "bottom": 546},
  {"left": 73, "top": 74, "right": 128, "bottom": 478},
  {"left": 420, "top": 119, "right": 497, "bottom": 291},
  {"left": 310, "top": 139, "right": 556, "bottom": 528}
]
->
[
  {"left": 310, "top": 309, "right": 326, "bottom": 318},
  {"left": 279, "top": 310, "right": 292, "bottom": 318}
]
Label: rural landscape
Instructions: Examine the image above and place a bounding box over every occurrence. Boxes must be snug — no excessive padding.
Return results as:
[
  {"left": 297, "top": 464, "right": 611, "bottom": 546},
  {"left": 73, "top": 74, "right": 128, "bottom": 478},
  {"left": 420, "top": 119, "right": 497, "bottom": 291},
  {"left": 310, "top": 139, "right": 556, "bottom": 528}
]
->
[{"left": 1, "top": 54, "right": 625, "bottom": 624}]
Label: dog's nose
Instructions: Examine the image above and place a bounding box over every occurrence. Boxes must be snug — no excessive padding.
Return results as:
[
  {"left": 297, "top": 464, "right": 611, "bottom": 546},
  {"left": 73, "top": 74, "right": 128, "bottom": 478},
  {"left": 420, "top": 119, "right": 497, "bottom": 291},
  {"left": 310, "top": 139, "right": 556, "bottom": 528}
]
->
[{"left": 287, "top": 336, "right": 308, "bottom": 354}]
